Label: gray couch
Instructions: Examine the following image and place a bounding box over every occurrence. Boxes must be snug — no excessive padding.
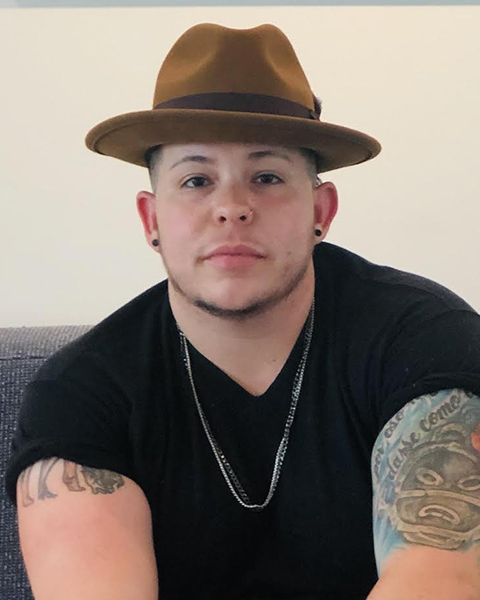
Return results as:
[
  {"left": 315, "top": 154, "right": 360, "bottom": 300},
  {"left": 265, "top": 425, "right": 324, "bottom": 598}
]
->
[{"left": 0, "top": 325, "right": 91, "bottom": 600}]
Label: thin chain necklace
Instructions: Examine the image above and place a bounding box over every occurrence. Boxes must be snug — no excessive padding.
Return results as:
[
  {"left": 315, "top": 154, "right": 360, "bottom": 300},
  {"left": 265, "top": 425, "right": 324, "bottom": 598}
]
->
[{"left": 178, "top": 300, "right": 315, "bottom": 511}]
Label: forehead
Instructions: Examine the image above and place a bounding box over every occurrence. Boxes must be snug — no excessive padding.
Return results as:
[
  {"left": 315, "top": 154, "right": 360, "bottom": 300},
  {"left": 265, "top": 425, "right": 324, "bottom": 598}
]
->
[{"left": 160, "top": 143, "right": 304, "bottom": 164}]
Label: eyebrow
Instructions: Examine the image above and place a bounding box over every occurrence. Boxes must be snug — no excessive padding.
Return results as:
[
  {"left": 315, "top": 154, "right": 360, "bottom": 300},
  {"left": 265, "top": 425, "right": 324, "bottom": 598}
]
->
[{"left": 169, "top": 150, "right": 293, "bottom": 170}]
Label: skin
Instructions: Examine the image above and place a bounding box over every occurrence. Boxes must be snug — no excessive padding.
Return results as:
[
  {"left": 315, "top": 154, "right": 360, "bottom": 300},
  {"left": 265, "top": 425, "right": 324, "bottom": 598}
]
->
[{"left": 136, "top": 143, "right": 338, "bottom": 395}]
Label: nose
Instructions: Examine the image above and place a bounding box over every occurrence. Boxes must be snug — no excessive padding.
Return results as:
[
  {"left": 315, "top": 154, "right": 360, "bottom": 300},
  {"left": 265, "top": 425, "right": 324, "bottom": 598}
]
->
[{"left": 212, "top": 184, "right": 254, "bottom": 226}]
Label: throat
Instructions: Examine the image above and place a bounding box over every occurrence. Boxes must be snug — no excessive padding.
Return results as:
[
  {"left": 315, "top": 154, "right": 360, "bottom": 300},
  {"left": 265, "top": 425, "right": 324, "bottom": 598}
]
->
[
  {"left": 184, "top": 317, "right": 309, "bottom": 398},
  {"left": 222, "top": 360, "right": 288, "bottom": 397}
]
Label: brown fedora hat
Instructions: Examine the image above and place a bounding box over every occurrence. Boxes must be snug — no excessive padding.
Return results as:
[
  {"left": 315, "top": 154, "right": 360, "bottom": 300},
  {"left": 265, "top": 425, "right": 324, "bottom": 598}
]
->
[{"left": 85, "top": 23, "right": 381, "bottom": 173}]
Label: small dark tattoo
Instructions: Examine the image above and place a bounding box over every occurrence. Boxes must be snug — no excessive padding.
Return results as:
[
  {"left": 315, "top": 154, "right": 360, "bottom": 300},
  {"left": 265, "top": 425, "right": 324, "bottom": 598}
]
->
[
  {"left": 18, "top": 467, "right": 34, "bottom": 507},
  {"left": 62, "top": 460, "right": 86, "bottom": 492},
  {"left": 38, "top": 457, "right": 60, "bottom": 500},
  {"left": 19, "top": 458, "right": 125, "bottom": 507},
  {"left": 81, "top": 467, "right": 125, "bottom": 495}
]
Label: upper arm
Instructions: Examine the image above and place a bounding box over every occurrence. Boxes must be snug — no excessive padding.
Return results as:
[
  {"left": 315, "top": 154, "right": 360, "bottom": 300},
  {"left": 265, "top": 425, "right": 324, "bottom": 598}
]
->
[
  {"left": 17, "top": 458, "right": 158, "bottom": 600},
  {"left": 371, "top": 389, "right": 480, "bottom": 588}
]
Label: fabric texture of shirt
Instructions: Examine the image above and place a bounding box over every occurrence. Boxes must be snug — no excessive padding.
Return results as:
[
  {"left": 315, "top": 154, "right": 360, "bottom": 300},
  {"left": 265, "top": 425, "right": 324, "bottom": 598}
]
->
[{"left": 6, "top": 242, "right": 480, "bottom": 600}]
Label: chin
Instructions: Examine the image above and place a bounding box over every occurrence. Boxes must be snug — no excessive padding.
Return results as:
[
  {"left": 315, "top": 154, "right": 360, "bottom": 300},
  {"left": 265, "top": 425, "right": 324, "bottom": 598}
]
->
[
  {"left": 169, "top": 258, "right": 312, "bottom": 319},
  {"left": 192, "top": 295, "right": 273, "bottom": 320},
  {"left": 191, "top": 281, "right": 297, "bottom": 319}
]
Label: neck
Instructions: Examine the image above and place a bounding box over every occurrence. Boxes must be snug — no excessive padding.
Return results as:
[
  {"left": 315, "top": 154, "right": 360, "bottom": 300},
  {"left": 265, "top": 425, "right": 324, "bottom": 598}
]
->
[{"left": 169, "top": 265, "right": 315, "bottom": 395}]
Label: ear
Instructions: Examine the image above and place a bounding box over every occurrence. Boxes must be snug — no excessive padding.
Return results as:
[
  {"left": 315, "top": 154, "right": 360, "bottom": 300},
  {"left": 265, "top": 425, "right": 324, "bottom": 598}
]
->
[
  {"left": 313, "top": 181, "right": 338, "bottom": 243},
  {"left": 136, "top": 190, "right": 160, "bottom": 252}
]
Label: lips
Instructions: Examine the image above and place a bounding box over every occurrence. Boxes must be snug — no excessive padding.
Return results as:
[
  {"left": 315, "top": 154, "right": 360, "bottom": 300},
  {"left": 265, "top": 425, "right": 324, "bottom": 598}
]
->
[
  {"left": 203, "top": 244, "right": 266, "bottom": 269},
  {"left": 204, "top": 244, "right": 265, "bottom": 259}
]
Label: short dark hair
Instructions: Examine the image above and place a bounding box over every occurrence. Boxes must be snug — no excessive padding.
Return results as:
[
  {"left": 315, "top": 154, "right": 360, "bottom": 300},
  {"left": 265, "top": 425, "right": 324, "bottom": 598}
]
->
[
  {"left": 145, "top": 145, "right": 163, "bottom": 191},
  {"left": 299, "top": 148, "right": 321, "bottom": 185},
  {"left": 145, "top": 145, "right": 321, "bottom": 191}
]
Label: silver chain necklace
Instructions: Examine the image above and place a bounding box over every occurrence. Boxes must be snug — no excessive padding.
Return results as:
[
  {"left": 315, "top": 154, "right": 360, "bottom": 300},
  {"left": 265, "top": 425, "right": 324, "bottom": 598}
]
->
[{"left": 178, "top": 300, "right": 315, "bottom": 511}]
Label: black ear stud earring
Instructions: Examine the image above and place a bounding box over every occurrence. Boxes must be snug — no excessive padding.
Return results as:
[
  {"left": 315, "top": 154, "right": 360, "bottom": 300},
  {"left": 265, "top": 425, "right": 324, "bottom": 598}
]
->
[{"left": 152, "top": 239, "right": 159, "bottom": 247}]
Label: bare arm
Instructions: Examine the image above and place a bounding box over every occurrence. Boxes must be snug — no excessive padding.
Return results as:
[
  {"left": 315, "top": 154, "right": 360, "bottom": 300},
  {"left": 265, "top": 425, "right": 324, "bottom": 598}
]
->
[
  {"left": 368, "top": 389, "right": 480, "bottom": 599},
  {"left": 17, "top": 458, "right": 158, "bottom": 600}
]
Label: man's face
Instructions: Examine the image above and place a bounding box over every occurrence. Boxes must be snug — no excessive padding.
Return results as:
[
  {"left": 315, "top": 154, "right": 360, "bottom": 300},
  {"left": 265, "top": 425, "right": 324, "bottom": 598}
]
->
[{"left": 137, "top": 143, "right": 337, "bottom": 319}]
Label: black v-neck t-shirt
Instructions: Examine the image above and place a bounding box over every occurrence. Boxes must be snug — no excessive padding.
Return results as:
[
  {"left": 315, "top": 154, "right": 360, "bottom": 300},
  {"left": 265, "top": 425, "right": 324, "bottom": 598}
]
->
[{"left": 6, "top": 243, "right": 480, "bottom": 599}]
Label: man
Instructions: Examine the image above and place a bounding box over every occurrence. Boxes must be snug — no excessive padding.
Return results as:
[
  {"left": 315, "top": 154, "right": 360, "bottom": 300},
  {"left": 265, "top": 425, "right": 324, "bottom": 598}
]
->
[{"left": 6, "top": 23, "right": 480, "bottom": 600}]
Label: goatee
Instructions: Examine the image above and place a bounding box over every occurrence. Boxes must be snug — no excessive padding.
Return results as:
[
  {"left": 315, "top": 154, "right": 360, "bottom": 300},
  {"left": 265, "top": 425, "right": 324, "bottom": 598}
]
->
[{"left": 167, "top": 258, "right": 311, "bottom": 322}]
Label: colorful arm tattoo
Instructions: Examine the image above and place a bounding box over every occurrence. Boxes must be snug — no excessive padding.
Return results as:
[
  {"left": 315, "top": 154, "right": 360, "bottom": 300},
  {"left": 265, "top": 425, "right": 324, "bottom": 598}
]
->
[{"left": 372, "top": 389, "right": 480, "bottom": 573}]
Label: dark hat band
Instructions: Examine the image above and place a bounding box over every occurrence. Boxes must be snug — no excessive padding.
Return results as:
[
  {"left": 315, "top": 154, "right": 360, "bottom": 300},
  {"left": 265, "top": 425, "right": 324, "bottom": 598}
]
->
[{"left": 154, "top": 92, "right": 321, "bottom": 120}]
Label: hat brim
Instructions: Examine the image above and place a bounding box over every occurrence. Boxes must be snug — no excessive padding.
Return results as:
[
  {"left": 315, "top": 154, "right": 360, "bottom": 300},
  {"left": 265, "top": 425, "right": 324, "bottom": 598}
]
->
[{"left": 85, "top": 109, "right": 381, "bottom": 173}]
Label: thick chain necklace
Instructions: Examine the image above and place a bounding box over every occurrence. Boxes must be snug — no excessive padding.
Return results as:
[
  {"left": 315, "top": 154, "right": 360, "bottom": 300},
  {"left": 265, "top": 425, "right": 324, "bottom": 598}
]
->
[{"left": 178, "top": 300, "right": 315, "bottom": 511}]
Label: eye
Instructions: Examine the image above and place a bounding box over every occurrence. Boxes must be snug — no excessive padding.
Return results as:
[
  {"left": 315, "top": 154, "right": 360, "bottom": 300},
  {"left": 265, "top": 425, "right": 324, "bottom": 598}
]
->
[
  {"left": 457, "top": 475, "right": 480, "bottom": 491},
  {"left": 182, "top": 176, "right": 210, "bottom": 189},
  {"left": 254, "top": 173, "right": 283, "bottom": 185},
  {"left": 416, "top": 467, "right": 444, "bottom": 486}
]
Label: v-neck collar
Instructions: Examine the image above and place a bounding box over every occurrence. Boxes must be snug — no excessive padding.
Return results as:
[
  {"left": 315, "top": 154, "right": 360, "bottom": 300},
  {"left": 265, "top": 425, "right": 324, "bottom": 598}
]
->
[{"left": 184, "top": 317, "right": 308, "bottom": 403}]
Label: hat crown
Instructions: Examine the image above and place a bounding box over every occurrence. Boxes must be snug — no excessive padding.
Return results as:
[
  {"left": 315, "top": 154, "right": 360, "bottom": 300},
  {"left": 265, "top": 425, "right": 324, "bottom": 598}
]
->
[{"left": 153, "top": 23, "right": 314, "bottom": 110}]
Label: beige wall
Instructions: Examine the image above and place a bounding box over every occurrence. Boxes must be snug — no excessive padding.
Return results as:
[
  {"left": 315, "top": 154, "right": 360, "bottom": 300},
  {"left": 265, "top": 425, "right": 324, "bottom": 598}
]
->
[{"left": 1, "top": 6, "right": 479, "bottom": 326}]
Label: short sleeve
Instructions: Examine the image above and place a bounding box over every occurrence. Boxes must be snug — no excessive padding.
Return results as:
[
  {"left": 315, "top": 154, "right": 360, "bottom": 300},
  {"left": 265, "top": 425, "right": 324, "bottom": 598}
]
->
[
  {"left": 5, "top": 351, "right": 134, "bottom": 506},
  {"left": 377, "top": 309, "right": 480, "bottom": 428}
]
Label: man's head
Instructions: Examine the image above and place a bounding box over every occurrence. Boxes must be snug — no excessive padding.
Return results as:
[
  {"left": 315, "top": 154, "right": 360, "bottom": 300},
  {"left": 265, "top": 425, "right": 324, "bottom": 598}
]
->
[
  {"left": 86, "top": 23, "right": 379, "bottom": 320},
  {"left": 136, "top": 142, "right": 338, "bottom": 320}
]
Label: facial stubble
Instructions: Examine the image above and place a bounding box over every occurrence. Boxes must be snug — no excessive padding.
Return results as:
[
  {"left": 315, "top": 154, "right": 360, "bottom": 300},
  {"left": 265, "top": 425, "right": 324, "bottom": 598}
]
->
[{"left": 164, "top": 245, "right": 314, "bottom": 322}]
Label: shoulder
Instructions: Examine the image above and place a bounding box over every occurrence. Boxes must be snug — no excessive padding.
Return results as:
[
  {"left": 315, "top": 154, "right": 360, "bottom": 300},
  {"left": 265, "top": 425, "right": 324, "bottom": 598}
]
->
[
  {"left": 314, "top": 242, "right": 478, "bottom": 319},
  {"left": 314, "top": 244, "right": 480, "bottom": 432},
  {"left": 35, "top": 280, "right": 170, "bottom": 381}
]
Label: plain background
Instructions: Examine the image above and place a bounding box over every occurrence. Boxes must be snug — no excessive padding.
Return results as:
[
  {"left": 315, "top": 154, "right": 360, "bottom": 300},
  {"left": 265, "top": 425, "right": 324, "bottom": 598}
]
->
[{"left": 1, "top": 5, "right": 479, "bottom": 326}]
